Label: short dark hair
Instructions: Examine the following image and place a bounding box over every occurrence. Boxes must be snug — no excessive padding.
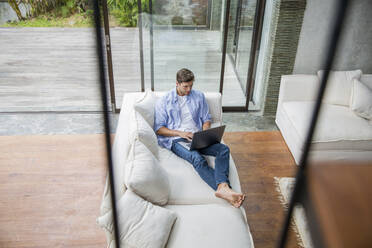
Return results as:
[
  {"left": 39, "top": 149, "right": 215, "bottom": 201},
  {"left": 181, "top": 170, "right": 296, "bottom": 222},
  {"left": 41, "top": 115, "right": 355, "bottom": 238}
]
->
[{"left": 176, "top": 68, "right": 194, "bottom": 83}]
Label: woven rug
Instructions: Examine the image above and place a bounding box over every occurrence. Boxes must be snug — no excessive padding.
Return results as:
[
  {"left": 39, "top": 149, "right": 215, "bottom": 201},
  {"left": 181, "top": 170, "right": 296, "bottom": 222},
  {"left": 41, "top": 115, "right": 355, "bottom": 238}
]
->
[{"left": 274, "top": 177, "right": 314, "bottom": 248}]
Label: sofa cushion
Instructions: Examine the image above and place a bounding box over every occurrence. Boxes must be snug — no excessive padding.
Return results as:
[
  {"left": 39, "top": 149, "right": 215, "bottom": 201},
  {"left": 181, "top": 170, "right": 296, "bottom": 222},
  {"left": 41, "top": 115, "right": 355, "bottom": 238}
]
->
[
  {"left": 97, "top": 190, "right": 177, "bottom": 248},
  {"left": 132, "top": 110, "right": 160, "bottom": 160},
  {"left": 158, "top": 144, "right": 242, "bottom": 205},
  {"left": 204, "top": 92, "right": 223, "bottom": 124},
  {"left": 317, "top": 70, "right": 362, "bottom": 106},
  {"left": 282, "top": 101, "right": 372, "bottom": 151},
  {"left": 134, "top": 90, "right": 157, "bottom": 129},
  {"left": 350, "top": 79, "right": 372, "bottom": 120},
  {"left": 125, "top": 140, "right": 170, "bottom": 205},
  {"left": 164, "top": 204, "right": 254, "bottom": 248}
]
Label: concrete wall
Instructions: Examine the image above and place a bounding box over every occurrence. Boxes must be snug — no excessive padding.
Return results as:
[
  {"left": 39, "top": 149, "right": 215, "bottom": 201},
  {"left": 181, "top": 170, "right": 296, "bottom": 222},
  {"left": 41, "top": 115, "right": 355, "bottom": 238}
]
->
[
  {"left": 252, "top": 0, "right": 305, "bottom": 115},
  {"left": 293, "top": 0, "right": 372, "bottom": 74}
]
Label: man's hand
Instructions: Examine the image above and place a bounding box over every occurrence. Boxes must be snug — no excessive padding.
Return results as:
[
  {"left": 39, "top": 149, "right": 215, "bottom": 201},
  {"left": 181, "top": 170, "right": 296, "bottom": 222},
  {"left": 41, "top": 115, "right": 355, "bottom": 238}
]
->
[
  {"left": 202, "top": 121, "right": 211, "bottom": 131},
  {"left": 178, "top": 131, "right": 193, "bottom": 141}
]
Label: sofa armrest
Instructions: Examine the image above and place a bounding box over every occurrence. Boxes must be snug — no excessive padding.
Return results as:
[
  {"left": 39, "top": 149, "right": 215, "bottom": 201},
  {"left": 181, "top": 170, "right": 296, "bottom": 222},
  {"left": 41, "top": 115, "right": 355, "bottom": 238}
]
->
[{"left": 278, "top": 75, "right": 320, "bottom": 105}]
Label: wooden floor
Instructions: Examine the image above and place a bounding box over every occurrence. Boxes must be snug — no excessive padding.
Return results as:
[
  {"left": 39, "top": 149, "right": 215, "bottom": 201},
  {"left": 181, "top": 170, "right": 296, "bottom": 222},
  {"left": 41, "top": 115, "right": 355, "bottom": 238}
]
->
[
  {"left": 224, "top": 131, "right": 299, "bottom": 248},
  {"left": 0, "top": 131, "right": 299, "bottom": 248},
  {"left": 0, "top": 134, "right": 107, "bottom": 248}
]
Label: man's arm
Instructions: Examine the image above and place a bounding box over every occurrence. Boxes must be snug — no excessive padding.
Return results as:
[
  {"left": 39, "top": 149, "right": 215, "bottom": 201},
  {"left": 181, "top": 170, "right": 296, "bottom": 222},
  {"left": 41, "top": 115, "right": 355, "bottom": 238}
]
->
[
  {"left": 200, "top": 93, "right": 212, "bottom": 130},
  {"left": 202, "top": 121, "right": 211, "bottom": 130},
  {"left": 156, "top": 127, "right": 193, "bottom": 141}
]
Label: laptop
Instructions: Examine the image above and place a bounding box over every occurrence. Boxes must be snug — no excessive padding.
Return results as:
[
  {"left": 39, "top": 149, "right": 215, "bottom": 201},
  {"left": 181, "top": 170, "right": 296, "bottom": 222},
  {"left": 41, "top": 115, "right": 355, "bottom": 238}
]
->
[{"left": 178, "top": 125, "right": 226, "bottom": 151}]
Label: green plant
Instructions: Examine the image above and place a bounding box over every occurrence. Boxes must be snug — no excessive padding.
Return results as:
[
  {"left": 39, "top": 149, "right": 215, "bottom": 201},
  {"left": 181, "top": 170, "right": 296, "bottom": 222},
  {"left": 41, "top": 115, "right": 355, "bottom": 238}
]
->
[
  {"left": 6, "top": 0, "right": 146, "bottom": 28},
  {"left": 7, "top": 0, "right": 91, "bottom": 20},
  {"left": 108, "top": 0, "right": 149, "bottom": 27}
]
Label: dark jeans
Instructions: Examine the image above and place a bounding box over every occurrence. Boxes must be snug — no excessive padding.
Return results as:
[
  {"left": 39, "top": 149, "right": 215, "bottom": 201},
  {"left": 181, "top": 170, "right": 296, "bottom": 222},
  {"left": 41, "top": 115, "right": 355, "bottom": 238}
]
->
[{"left": 171, "top": 138, "right": 231, "bottom": 191}]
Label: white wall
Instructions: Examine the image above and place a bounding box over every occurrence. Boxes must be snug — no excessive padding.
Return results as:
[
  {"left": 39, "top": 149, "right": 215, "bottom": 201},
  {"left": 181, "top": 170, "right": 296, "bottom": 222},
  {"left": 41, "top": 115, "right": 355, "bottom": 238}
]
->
[{"left": 293, "top": 0, "right": 372, "bottom": 74}]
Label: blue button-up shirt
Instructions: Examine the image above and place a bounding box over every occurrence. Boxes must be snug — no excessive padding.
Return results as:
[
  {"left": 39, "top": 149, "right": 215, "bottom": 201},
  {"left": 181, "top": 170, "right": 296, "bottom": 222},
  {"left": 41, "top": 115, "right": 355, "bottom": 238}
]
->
[{"left": 154, "top": 88, "right": 212, "bottom": 149}]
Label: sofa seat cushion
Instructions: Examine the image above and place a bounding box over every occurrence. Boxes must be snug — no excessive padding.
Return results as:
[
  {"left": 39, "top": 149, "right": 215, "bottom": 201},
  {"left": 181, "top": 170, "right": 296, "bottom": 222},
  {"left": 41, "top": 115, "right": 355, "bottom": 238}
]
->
[
  {"left": 158, "top": 144, "right": 243, "bottom": 205},
  {"left": 282, "top": 101, "right": 372, "bottom": 151},
  {"left": 164, "top": 204, "right": 254, "bottom": 248}
]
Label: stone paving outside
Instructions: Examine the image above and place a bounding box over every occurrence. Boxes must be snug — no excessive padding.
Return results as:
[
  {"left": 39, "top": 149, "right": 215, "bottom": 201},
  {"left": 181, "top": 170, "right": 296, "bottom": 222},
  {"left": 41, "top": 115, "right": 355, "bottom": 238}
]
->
[{"left": 0, "top": 27, "right": 276, "bottom": 135}]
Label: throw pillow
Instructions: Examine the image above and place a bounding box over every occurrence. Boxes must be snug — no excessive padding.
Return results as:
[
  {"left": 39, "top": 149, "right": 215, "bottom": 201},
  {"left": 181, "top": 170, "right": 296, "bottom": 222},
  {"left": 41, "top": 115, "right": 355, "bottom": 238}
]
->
[
  {"left": 96, "top": 190, "right": 177, "bottom": 248},
  {"left": 130, "top": 110, "right": 160, "bottom": 160},
  {"left": 125, "top": 139, "right": 170, "bottom": 205},
  {"left": 350, "top": 79, "right": 372, "bottom": 120},
  {"left": 134, "top": 90, "right": 157, "bottom": 129},
  {"left": 317, "top": 69, "right": 362, "bottom": 106}
]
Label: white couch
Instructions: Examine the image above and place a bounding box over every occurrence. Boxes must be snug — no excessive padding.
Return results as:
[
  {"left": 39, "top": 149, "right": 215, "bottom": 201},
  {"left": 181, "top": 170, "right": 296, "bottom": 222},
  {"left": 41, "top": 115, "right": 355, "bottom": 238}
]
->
[
  {"left": 98, "top": 91, "right": 255, "bottom": 248},
  {"left": 276, "top": 71, "right": 372, "bottom": 165}
]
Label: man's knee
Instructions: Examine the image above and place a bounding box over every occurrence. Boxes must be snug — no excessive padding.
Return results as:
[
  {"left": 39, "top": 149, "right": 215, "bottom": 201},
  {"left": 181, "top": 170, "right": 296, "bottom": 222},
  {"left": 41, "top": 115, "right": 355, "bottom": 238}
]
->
[
  {"left": 218, "top": 144, "right": 230, "bottom": 156},
  {"left": 190, "top": 151, "right": 207, "bottom": 167}
]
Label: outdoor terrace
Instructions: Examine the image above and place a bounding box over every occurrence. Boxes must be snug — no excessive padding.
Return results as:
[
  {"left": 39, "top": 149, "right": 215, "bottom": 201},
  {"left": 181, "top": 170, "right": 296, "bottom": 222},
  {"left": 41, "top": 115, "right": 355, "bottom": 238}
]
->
[{"left": 0, "top": 27, "right": 276, "bottom": 135}]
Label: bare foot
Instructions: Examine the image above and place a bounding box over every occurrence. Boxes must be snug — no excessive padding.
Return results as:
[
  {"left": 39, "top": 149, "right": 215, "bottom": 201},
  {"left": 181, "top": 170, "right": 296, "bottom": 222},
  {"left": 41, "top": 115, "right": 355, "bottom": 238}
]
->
[{"left": 215, "top": 183, "right": 245, "bottom": 208}]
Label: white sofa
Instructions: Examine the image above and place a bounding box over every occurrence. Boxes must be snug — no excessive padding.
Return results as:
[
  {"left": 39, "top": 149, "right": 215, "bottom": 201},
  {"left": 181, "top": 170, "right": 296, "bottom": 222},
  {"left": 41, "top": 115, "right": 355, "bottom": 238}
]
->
[
  {"left": 98, "top": 91, "right": 255, "bottom": 248},
  {"left": 276, "top": 71, "right": 372, "bottom": 165}
]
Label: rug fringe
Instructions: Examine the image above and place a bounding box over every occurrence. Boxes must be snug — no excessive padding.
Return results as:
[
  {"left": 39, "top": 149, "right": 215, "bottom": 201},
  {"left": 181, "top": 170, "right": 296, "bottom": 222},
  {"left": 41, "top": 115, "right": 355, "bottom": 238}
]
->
[
  {"left": 273, "top": 177, "right": 305, "bottom": 248},
  {"left": 274, "top": 177, "right": 288, "bottom": 209}
]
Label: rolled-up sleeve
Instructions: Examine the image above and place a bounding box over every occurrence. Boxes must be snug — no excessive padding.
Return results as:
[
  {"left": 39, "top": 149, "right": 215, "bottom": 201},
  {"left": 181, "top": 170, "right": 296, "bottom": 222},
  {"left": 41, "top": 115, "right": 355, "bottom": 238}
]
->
[
  {"left": 154, "top": 98, "right": 167, "bottom": 132},
  {"left": 200, "top": 93, "right": 212, "bottom": 123}
]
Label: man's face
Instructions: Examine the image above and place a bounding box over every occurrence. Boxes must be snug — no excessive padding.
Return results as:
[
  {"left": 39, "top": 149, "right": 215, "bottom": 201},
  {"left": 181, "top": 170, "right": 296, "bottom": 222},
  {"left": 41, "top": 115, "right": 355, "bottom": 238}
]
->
[{"left": 176, "top": 81, "right": 193, "bottom": 96}]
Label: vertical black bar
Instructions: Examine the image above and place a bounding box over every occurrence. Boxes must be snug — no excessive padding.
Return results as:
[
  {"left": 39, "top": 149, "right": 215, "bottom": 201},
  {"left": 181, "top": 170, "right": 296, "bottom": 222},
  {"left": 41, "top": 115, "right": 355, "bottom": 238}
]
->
[
  {"left": 233, "top": 0, "right": 242, "bottom": 64},
  {"left": 138, "top": 0, "right": 145, "bottom": 92},
  {"left": 245, "top": 0, "right": 266, "bottom": 109},
  {"left": 207, "top": 0, "right": 212, "bottom": 29},
  {"left": 102, "top": 0, "right": 117, "bottom": 111},
  {"left": 219, "top": 0, "right": 231, "bottom": 94},
  {"left": 92, "top": 0, "right": 121, "bottom": 247},
  {"left": 278, "top": 1, "right": 349, "bottom": 247},
  {"left": 149, "top": 0, "right": 154, "bottom": 91}
]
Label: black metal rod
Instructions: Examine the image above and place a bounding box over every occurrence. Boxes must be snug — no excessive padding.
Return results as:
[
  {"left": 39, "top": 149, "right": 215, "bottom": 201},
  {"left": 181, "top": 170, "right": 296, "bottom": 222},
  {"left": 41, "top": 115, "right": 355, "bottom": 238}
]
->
[
  {"left": 233, "top": 0, "right": 243, "bottom": 64},
  {"left": 245, "top": 0, "right": 266, "bottom": 109},
  {"left": 219, "top": 0, "right": 231, "bottom": 94},
  {"left": 149, "top": 0, "right": 154, "bottom": 91},
  {"left": 277, "top": 1, "right": 349, "bottom": 247},
  {"left": 92, "top": 0, "right": 121, "bottom": 247},
  {"left": 222, "top": 106, "right": 250, "bottom": 112},
  {"left": 102, "top": 0, "right": 116, "bottom": 110},
  {"left": 206, "top": 0, "right": 212, "bottom": 29},
  {"left": 138, "top": 0, "right": 145, "bottom": 92}
]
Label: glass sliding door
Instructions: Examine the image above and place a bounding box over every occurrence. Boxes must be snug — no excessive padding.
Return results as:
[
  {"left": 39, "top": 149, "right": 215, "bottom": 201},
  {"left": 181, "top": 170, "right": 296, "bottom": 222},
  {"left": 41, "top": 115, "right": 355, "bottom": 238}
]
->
[
  {"left": 142, "top": 0, "right": 220, "bottom": 94},
  {"left": 234, "top": 0, "right": 256, "bottom": 95},
  {"left": 152, "top": 0, "right": 211, "bottom": 27},
  {"left": 224, "top": 0, "right": 262, "bottom": 109},
  {"left": 105, "top": 0, "right": 264, "bottom": 110},
  {"left": 104, "top": 0, "right": 146, "bottom": 110}
]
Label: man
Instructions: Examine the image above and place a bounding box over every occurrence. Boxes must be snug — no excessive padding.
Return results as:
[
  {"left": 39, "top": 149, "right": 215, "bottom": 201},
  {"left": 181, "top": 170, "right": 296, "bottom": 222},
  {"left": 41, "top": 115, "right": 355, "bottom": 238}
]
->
[{"left": 154, "top": 68, "right": 245, "bottom": 208}]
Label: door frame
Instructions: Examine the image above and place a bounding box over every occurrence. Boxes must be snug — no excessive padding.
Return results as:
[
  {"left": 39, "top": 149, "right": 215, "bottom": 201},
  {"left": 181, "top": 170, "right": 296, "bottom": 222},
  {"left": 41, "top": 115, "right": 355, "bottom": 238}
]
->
[
  {"left": 222, "top": 0, "right": 266, "bottom": 112},
  {"left": 103, "top": 0, "right": 266, "bottom": 113}
]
